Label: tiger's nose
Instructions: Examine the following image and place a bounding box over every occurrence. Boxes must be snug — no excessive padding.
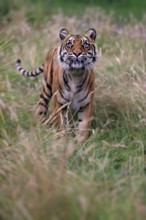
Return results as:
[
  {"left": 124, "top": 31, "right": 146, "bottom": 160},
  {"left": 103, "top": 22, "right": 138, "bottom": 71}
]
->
[{"left": 73, "top": 51, "right": 82, "bottom": 57}]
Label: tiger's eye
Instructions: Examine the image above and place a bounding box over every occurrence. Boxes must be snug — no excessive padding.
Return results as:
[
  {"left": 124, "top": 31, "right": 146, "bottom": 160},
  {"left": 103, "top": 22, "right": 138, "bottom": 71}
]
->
[
  {"left": 66, "top": 41, "right": 72, "bottom": 48},
  {"left": 83, "top": 42, "right": 90, "bottom": 48}
]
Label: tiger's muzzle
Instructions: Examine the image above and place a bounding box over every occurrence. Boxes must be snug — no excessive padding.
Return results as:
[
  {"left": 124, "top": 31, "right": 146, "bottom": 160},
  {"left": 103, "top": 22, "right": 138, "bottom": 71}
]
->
[{"left": 68, "top": 54, "right": 87, "bottom": 69}]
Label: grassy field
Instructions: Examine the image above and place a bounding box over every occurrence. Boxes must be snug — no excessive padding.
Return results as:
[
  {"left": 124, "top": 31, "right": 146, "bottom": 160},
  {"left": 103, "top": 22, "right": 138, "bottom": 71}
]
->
[{"left": 0, "top": 3, "right": 146, "bottom": 220}]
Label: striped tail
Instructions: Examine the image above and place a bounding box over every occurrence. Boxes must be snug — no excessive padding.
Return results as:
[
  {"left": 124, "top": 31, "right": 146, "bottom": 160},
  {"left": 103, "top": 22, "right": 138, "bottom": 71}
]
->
[{"left": 16, "top": 59, "right": 44, "bottom": 77}]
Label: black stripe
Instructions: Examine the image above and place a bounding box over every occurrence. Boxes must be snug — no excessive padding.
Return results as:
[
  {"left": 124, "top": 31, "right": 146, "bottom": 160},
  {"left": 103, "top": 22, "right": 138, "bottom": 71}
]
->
[
  {"left": 57, "top": 100, "right": 64, "bottom": 106},
  {"left": 46, "top": 83, "right": 52, "bottom": 96},
  {"left": 40, "top": 94, "right": 49, "bottom": 104},
  {"left": 92, "top": 44, "right": 96, "bottom": 54},
  {"left": 31, "top": 71, "right": 37, "bottom": 76},
  {"left": 62, "top": 51, "right": 67, "bottom": 58},
  {"left": 84, "top": 76, "right": 92, "bottom": 92},
  {"left": 26, "top": 71, "right": 31, "bottom": 76},
  {"left": 47, "top": 83, "right": 52, "bottom": 92},
  {"left": 17, "top": 59, "right": 21, "bottom": 64},
  {"left": 39, "top": 102, "right": 47, "bottom": 108},
  {"left": 68, "top": 74, "right": 72, "bottom": 80},
  {"left": 59, "top": 90, "right": 70, "bottom": 102},
  {"left": 34, "top": 70, "right": 39, "bottom": 75},
  {"left": 76, "top": 73, "right": 88, "bottom": 93},
  {"left": 22, "top": 70, "right": 26, "bottom": 75},
  {"left": 39, "top": 66, "right": 44, "bottom": 72},
  {"left": 63, "top": 72, "right": 71, "bottom": 91},
  {"left": 88, "top": 52, "right": 93, "bottom": 56},
  {"left": 92, "top": 57, "right": 96, "bottom": 62},
  {"left": 59, "top": 45, "right": 64, "bottom": 62},
  {"left": 78, "top": 102, "right": 90, "bottom": 112},
  {"left": 78, "top": 119, "right": 83, "bottom": 122},
  {"left": 59, "top": 45, "right": 62, "bottom": 56},
  {"left": 78, "top": 81, "right": 93, "bottom": 103},
  {"left": 60, "top": 56, "right": 64, "bottom": 62},
  {"left": 57, "top": 101, "right": 68, "bottom": 111},
  {"left": 28, "top": 71, "right": 34, "bottom": 76},
  {"left": 89, "top": 44, "right": 96, "bottom": 62},
  {"left": 43, "top": 87, "right": 51, "bottom": 99},
  {"left": 39, "top": 111, "right": 44, "bottom": 115},
  {"left": 58, "top": 83, "right": 63, "bottom": 93},
  {"left": 49, "top": 68, "right": 53, "bottom": 82},
  {"left": 18, "top": 67, "right": 23, "bottom": 71}
]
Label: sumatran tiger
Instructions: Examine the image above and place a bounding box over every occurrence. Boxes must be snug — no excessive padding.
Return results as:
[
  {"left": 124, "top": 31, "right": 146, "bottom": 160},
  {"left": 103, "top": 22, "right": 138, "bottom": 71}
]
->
[{"left": 16, "top": 28, "right": 98, "bottom": 142}]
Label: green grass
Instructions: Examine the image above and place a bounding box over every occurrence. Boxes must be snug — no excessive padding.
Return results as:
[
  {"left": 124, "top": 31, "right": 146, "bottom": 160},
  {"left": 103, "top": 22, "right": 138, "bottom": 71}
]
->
[{"left": 0, "top": 5, "right": 146, "bottom": 220}]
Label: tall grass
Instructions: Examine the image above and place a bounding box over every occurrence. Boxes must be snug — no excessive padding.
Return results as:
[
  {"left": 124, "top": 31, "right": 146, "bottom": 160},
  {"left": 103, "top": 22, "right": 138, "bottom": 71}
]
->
[{"left": 0, "top": 6, "right": 146, "bottom": 220}]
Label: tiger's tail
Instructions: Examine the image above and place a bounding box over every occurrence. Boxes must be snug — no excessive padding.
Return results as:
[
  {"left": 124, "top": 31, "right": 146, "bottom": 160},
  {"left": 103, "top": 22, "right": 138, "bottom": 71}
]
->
[{"left": 16, "top": 59, "right": 44, "bottom": 77}]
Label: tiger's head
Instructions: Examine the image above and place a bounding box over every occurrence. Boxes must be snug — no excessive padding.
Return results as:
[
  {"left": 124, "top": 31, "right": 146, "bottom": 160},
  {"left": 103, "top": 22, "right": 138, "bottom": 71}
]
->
[{"left": 58, "top": 28, "right": 97, "bottom": 71}]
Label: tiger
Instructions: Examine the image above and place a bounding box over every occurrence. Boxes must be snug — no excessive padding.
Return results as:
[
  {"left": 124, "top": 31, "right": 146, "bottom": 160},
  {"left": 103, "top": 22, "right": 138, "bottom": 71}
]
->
[{"left": 16, "top": 28, "right": 97, "bottom": 143}]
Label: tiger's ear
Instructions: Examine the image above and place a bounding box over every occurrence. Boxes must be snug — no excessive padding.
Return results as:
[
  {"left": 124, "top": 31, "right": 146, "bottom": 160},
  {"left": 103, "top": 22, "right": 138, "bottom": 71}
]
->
[
  {"left": 59, "top": 28, "right": 70, "bottom": 41},
  {"left": 85, "top": 28, "right": 96, "bottom": 42}
]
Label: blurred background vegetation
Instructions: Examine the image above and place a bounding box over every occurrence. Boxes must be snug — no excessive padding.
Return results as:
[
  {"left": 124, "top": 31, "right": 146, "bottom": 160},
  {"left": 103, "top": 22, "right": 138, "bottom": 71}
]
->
[{"left": 1, "top": 0, "right": 146, "bottom": 25}]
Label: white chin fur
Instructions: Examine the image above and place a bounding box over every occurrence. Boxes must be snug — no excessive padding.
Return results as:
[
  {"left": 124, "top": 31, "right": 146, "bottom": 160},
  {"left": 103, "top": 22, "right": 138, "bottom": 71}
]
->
[
  {"left": 60, "top": 61, "right": 94, "bottom": 71},
  {"left": 72, "top": 62, "right": 83, "bottom": 69}
]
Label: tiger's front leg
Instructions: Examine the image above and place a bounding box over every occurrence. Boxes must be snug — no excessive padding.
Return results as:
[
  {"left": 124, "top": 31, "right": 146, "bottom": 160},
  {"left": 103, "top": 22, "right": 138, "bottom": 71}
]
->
[
  {"left": 51, "top": 95, "right": 68, "bottom": 131},
  {"left": 77, "top": 101, "right": 93, "bottom": 143},
  {"left": 51, "top": 95, "right": 73, "bottom": 140},
  {"left": 36, "top": 79, "right": 52, "bottom": 121},
  {"left": 52, "top": 100, "right": 64, "bottom": 130}
]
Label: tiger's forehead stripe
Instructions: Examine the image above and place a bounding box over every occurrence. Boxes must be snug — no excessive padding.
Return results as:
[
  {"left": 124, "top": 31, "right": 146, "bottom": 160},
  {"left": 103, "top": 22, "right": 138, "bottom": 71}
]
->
[
  {"left": 81, "top": 36, "right": 89, "bottom": 42},
  {"left": 68, "top": 36, "right": 75, "bottom": 43},
  {"left": 68, "top": 35, "right": 89, "bottom": 44}
]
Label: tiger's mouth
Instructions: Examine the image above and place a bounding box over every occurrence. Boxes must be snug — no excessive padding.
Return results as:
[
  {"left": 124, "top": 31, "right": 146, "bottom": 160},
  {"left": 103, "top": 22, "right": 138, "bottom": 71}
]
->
[
  {"left": 68, "top": 56, "right": 87, "bottom": 69},
  {"left": 70, "top": 59, "right": 84, "bottom": 69},
  {"left": 59, "top": 52, "right": 94, "bottom": 70}
]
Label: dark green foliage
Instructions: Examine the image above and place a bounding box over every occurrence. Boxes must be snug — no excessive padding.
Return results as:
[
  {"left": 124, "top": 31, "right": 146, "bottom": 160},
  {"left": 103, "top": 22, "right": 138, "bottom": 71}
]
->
[{"left": 0, "top": 0, "right": 146, "bottom": 24}]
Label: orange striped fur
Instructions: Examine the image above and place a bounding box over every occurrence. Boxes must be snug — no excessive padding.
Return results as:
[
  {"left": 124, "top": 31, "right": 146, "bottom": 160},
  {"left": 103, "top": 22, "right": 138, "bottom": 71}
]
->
[{"left": 16, "top": 28, "right": 98, "bottom": 142}]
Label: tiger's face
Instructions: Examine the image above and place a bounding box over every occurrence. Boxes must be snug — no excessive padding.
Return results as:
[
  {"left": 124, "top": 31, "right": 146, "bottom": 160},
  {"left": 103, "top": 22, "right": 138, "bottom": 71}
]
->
[{"left": 58, "top": 28, "right": 97, "bottom": 70}]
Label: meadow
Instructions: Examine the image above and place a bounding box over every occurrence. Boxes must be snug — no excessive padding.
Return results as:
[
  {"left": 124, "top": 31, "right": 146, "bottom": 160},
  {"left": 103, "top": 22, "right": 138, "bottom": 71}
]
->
[{"left": 0, "top": 1, "right": 146, "bottom": 219}]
